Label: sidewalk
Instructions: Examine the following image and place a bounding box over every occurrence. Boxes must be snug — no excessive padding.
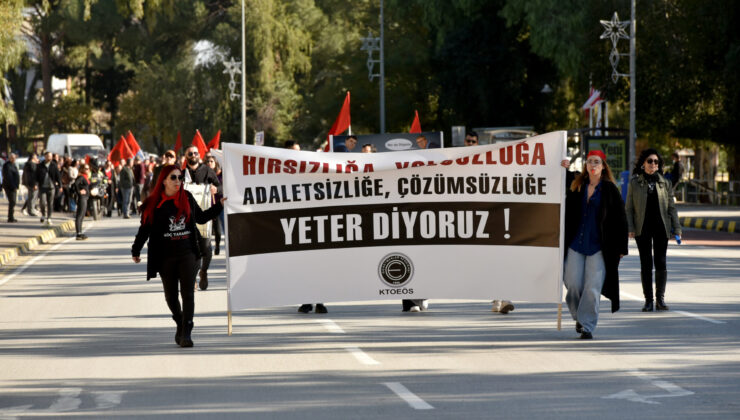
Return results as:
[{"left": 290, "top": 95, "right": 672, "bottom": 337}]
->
[
  {"left": 0, "top": 197, "right": 75, "bottom": 268},
  {"left": 676, "top": 203, "right": 740, "bottom": 233}
]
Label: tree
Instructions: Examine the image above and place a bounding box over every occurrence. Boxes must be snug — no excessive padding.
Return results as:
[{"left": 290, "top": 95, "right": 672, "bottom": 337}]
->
[{"left": 0, "top": 0, "right": 25, "bottom": 125}]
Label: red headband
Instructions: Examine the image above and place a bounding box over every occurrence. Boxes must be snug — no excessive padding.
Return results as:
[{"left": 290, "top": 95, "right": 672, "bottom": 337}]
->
[{"left": 587, "top": 150, "right": 607, "bottom": 162}]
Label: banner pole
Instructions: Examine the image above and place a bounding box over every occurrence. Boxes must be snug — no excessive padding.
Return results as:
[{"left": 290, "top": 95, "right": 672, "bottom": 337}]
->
[
  {"left": 557, "top": 303, "right": 562, "bottom": 331},
  {"left": 228, "top": 309, "right": 233, "bottom": 336},
  {"left": 223, "top": 144, "right": 233, "bottom": 336}
]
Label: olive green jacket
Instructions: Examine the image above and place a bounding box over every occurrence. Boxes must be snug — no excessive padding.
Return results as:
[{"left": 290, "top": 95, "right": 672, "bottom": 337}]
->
[{"left": 625, "top": 173, "right": 681, "bottom": 238}]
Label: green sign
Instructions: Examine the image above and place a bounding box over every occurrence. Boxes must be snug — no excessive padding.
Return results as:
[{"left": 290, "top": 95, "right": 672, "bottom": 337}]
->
[{"left": 588, "top": 138, "right": 627, "bottom": 174}]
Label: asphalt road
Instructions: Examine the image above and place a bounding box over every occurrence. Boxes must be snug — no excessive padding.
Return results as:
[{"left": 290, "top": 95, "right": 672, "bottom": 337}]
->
[{"left": 0, "top": 217, "right": 738, "bottom": 419}]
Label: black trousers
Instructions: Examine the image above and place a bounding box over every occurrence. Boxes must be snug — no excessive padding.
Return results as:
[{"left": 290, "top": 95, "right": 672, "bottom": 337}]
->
[
  {"left": 198, "top": 236, "right": 212, "bottom": 272},
  {"left": 4, "top": 188, "right": 17, "bottom": 220},
  {"left": 159, "top": 253, "right": 199, "bottom": 323},
  {"left": 635, "top": 228, "right": 668, "bottom": 276},
  {"left": 39, "top": 188, "right": 54, "bottom": 219},
  {"left": 75, "top": 195, "right": 88, "bottom": 235},
  {"left": 22, "top": 187, "right": 37, "bottom": 214}
]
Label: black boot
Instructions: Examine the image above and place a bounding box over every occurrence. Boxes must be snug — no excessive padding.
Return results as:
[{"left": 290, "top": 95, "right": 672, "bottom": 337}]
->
[
  {"left": 180, "top": 320, "right": 194, "bottom": 347},
  {"left": 173, "top": 315, "right": 183, "bottom": 345},
  {"left": 655, "top": 270, "right": 669, "bottom": 311},
  {"left": 640, "top": 271, "right": 654, "bottom": 312}
]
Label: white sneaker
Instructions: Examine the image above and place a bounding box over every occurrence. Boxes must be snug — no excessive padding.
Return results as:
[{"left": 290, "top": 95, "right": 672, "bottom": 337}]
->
[
  {"left": 496, "top": 300, "right": 515, "bottom": 314},
  {"left": 45, "top": 219, "right": 52, "bottom": 226},
  {"left": 421, "top": 300, "right": 428, "bottom": 310},
  {"left": 409, "top": 306, "right": 421, "bottom": 312}
]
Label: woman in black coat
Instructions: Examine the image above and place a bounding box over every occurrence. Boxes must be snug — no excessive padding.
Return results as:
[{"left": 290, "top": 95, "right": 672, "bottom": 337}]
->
[
  {"left": 131, "top": 164, "right": 225, "bottom": 348},
  {"left": 562, "top": 150, "right": 628, "bottom": 339},
  {"left": 72, "top": 164, "right": 90, "bottom": 240}
]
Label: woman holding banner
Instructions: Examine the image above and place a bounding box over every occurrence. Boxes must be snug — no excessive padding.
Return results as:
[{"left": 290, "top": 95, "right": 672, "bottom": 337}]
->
[
  {"left": 562, "top": 150, "right": 628, "bottom": 339},
  {"left": 625, "top": 149, "right": 681, "bottom": 312},
  {"left": 131, "top": 165, "right": 225, "bottom": 347}
]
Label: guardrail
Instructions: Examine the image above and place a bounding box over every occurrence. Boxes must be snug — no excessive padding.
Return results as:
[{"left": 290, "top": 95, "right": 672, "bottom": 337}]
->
[{"left": 677, "top": 179, "right": 740, "bottom": 205}]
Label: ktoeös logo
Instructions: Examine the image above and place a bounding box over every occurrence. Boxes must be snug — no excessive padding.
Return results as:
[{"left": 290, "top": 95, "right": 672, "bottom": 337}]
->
[{"left": 378, "top": 253, "right": 414, "bottom": 287}]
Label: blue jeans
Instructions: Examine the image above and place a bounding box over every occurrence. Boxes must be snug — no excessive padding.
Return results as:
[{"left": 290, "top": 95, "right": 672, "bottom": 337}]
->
[
  {"left": 564, "top": 248, "right": 606, "bottom": 333},
  {"left": 120, "top": 187, "right": 133, "bottom": 217}
]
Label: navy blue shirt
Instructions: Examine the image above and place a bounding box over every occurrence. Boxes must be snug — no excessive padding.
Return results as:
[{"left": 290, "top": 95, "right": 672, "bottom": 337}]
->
[{"left": 569, "top": 181, "right": 602, "bottom": 255}]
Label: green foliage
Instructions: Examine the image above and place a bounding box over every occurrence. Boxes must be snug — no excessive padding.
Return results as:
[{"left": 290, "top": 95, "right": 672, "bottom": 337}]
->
[
  {"left": 0, "top": 0, "right": 25, "bottom": 124},
  {"left": 26, "top": 94, "right": 93, "bottom": 133}
]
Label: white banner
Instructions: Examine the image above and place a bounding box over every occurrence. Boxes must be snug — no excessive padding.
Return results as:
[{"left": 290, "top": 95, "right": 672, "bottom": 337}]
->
[{"left": 221, "top": 131, "right": 566, "bottom": 310}]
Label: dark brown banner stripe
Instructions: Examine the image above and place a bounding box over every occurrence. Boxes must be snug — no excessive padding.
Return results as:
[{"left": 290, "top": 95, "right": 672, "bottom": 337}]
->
[{"left": 227, "top": 202, "right": 560, "bottom": 256}]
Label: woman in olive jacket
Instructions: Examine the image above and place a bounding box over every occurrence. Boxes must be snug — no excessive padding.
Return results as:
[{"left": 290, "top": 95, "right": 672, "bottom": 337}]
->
[
  {"left": 625, "top": 148, "right": 681, "bottom": 312},
  {"left": 132, "top": 164, "right": 225, "bottom": 347},
  {"left": 562, "top": 151, "right": 628, "bottom": 339}
]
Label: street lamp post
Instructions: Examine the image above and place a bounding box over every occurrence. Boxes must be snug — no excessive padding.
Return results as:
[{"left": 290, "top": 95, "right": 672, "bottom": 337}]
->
[
  {"left": 600, "top": 3, "right": 636, "bottom": 171},
  {"left": 241, "top": 0, "right": 246, "bottom": 144},
  {"left": 360, "top": 0, "right": 386, "bottom": 133}
]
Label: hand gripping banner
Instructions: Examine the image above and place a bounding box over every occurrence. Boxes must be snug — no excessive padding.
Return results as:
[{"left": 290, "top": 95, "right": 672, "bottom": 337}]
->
[{"left": 221, "top": 131, "right": 566, "bottom": 310}]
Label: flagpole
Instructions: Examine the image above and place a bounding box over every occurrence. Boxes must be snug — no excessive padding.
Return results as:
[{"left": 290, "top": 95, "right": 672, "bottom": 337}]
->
[{"left": 241, "top": 0, "right": 246, "bottom": 145}]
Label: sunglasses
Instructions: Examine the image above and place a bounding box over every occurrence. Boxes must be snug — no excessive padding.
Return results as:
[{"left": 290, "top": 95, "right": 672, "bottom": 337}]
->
[
  {"left": 168, "top": 174, "right": 184, "bottom": 181},
  {"left": 586, "top": 159, "right": 603, "bottom": 165},
  {"left": 645, "top": 158, "right": 659, "bottom": 164},
  {"left": 465, "top": 140, "right": 478, "bottom": 144},
  {"left": 164, "top": 154, "right": 175, "bottom": 158},
  {"left": 187, "top": 151, "right": 199, "bottom": 156}
]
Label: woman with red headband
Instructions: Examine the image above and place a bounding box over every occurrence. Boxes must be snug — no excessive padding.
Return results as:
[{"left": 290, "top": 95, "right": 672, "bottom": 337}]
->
[
  {"left": 625, "top": 148, "right": 681, "bottom": 312},
  {"left": 561, "top": 150, "right": 628, "bottom": 339},
  {"left": 131, "top": 164, "right": 225, "bottom": 347}
]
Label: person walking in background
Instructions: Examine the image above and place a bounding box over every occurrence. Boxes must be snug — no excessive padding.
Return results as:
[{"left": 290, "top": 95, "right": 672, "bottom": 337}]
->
[
  {"left": 21, "top": 153, "right": 39, "bottom": 216},
  {"left": 132, "top": 156, "right": 146, "bottom": 209},
  {"left": 204, "top": 153, "right": 223, "bottom": 255},
  {"left": 131, "top": 165, "right": 225, "bottom": 348},
  {"left": 2, "top": 153, "right": 20, "bottom": 222},
  {"left": 665, "top": 152, "right": 684, "bottom": 186},
  {"left": 183, "top": 145, "right": 221, "bottom": 291},
  {"left": 73, "top": 164, "right": 91, "bottom": 240},
  {"left": 35, "top": 151, "right": 62, "bottom": 225},
  {"left": 625, "top": 149, "right": 682, "bottom": 312},
  {"left": 562, "top": 151, "right": 628, "bottom": 339},
  {"left": 119, "top": 159, "right": 135, "bottom": 219},
  {"left": 463, "top": 131, "right": 516, "bottom": 314}
]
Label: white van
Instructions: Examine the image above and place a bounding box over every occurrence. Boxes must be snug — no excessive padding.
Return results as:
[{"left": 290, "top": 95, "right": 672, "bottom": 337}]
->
[{"left": 46, "top": 133, "right": 106, "bottom": 160}]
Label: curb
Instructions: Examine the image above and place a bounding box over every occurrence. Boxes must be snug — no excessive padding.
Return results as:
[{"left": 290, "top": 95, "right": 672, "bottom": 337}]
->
[
  {"left": 679, "top": 217, "right": 738, "bottom": 234},
  {"left": 0, "top": 220, "right": 76, "bottom": 267}
]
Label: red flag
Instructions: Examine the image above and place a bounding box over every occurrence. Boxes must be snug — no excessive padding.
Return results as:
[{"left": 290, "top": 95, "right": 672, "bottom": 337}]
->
[
  {"left": 207, "top": 130, "right": 221, "bottom": 151},
  {"left": 409, "top": 110, "right": 422, "bottom": 133},
  {"left": 323, "top": 91, "right": 351, "bottom": 152},
  {"left": 125, "top": 131, "right": 142, "bottom": 156},
  {"left": 108, "top": 136, "right": 134, "bottom": 165},
  {"left": 191, "top": 130, "right": 208, "bottom": 157},
  {"left": 174, "top": 132, "right": 182, "bottom": 153}
]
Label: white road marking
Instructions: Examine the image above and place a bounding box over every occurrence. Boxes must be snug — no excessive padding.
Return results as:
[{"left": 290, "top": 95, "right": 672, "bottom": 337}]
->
[
  {"left": 92, "top": 391, "right": 127, "bottom": 409},
  {"left": 620, "top": 292, "right": 726, "bottom": 324},
  {"left": 0, "top": 404, "right": 33, "bottom": 420},
  {"left": 603, "top": 369, "right": 694, "bottom": 404},
  {"left": 382, "top": 382, "right": 434, "bottom": 410},
  {"left": 316, "top": 319, "right": 345, "bottom": 333},
  {"left": 0, "top": 223, "right": 94, "bottom": 286},
  {"left": 344, "top": 346, "right": 380, "bottom": 365},
  {"left": 46, "top": 387, "right": 82, "bottom": 412}
]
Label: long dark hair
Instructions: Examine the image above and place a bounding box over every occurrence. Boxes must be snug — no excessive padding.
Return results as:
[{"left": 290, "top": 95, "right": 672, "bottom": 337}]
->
[
  {"left": 139, "top": 164, "right": 191, "bottom": 225},
  {"left": 633, "top": 148, "right": 664, "bottom": 175}
]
